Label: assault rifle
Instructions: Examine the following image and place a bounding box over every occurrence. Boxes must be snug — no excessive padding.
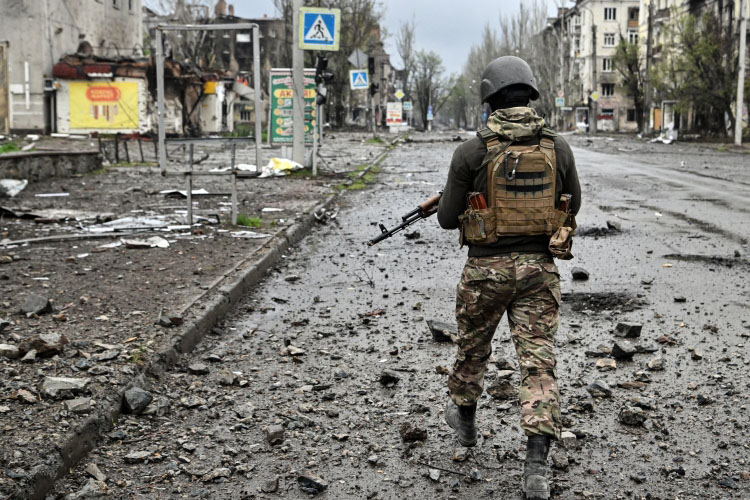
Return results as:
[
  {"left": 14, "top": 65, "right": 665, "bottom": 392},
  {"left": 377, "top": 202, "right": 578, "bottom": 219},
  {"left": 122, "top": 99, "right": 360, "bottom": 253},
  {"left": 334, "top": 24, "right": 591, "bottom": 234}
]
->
[{"left": 367, "top": 192, "right": 442, "bottom": 246}]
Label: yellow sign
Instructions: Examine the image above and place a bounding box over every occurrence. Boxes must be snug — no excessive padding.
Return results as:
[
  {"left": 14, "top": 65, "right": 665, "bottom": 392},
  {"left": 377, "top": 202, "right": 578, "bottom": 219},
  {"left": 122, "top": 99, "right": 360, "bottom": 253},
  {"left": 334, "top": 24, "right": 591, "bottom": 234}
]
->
[{"left": 69, "top": 81, "right": 139, "bottom": 129}]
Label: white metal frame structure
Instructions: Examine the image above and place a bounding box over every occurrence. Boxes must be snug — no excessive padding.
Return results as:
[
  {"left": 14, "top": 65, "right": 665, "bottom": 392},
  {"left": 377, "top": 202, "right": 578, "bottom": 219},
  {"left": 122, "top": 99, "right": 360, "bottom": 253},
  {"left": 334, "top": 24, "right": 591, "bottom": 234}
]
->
[{"left": 154, "top": 23, "right": 263, "bottom": 226}]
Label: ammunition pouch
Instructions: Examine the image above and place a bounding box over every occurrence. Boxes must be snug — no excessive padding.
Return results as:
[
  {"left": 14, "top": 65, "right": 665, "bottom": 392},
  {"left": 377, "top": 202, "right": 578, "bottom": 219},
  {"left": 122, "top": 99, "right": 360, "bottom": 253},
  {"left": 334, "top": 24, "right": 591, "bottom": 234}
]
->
[
  {"left": 548, "top": 217, "right": 577, "bottom": 260},
  {"left": 459, "top": 208, "right": 497, "bottom": 246}
]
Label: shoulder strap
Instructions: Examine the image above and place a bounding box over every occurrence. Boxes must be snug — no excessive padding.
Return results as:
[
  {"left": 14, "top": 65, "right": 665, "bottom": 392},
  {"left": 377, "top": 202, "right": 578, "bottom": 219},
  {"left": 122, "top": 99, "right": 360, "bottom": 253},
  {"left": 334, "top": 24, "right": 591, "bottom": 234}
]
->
[
  {"left": 476, "top": 127, "right": 501, "bottom": 148},
  {"left": 540, "top": 126, "right": 558, "bottom": 139}
]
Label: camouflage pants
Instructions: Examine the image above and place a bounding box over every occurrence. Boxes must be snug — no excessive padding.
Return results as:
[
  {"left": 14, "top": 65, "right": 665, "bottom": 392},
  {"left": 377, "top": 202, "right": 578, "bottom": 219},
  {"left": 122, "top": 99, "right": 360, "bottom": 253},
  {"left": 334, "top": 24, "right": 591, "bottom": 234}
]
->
[{"left": 447, "top": 253, "right": 562, "bottom": 440}]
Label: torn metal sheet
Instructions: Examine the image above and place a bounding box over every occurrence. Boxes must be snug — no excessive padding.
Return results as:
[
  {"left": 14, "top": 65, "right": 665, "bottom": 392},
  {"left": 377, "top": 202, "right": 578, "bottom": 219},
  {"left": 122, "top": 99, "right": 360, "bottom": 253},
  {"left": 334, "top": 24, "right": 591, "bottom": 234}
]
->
[
  {"left": 159, "top": 189, "right": 210, "bottom": 199},
  {"left": 87, "top": 216, "right": 174, "bottom": 233}
]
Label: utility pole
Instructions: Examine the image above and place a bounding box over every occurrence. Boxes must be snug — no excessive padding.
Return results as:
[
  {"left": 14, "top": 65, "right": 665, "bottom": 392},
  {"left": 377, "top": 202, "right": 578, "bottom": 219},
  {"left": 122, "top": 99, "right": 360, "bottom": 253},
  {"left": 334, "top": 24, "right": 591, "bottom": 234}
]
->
[
  {"left": 558, "top": 24, "right": 565, "bottom": 130},
  {"left": 644, "top": 0, "right": 654, "bottom": 135},
  {"left": 591, "top": 23, "right": 598, "bottom": 134},
  {"left": 291, "top": 0, "right": 305, "bottom": 165},
  {"left": 735, "top": 0, "right": 747, "bottom": 145}
]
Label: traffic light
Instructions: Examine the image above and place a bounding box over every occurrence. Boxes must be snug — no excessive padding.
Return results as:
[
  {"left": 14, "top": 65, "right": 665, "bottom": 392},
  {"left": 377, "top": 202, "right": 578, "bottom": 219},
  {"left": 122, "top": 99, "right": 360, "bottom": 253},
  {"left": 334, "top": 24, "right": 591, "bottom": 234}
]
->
[
  {"left": 369, "top": 83, "right": 379, "bottom": 96},
  {"left": 316, "top": 86, "right": 328, "bottom": 105},
  {"left": 368, "top": 56, "right": 375, "bottom": 77},
  {"left": 315, "top": 55, "right": 334, "bottom": 84}
]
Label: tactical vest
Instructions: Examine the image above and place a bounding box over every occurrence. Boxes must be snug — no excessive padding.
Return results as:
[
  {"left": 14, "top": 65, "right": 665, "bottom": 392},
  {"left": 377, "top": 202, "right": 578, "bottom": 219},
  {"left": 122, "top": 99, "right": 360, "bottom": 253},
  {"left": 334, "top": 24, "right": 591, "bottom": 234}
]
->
[{"left": 459, "top": 127, "right": 570, "bottom": 245}]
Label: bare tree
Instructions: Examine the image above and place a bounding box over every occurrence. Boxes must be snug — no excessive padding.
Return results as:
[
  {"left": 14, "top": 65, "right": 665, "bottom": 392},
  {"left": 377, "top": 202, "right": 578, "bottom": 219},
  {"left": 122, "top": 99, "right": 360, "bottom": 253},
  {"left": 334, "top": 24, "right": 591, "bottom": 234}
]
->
[
  {"left": 461, "top": 0, "right": 559, "bottom": 122},
  {"left": 395, "top": 17, "right": 415, "bottom": 95},
  {"left": 412, "top": 50, "right": 455, "bottom": 129}
]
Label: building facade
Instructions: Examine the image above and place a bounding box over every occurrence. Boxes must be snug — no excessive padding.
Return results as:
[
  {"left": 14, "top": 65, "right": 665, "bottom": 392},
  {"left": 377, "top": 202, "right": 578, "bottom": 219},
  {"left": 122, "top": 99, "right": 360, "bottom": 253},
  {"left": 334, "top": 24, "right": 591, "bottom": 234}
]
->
[
  {"left": 575, "top": 0, "right": 641, "bottom": 132},
  {"left": 638, "top": 0, "right": 749, "bottom": 135},
  {"left": 0, "top": 0, "right": 143, "bottom": 133}
]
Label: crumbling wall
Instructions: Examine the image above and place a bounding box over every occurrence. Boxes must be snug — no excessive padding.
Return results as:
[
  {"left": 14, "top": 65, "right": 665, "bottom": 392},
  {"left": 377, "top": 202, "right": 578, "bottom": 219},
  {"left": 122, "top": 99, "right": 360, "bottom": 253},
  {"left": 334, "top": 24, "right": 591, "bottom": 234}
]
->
[{"left": 0, "top": 151, "right": 101, "bottom": 182}]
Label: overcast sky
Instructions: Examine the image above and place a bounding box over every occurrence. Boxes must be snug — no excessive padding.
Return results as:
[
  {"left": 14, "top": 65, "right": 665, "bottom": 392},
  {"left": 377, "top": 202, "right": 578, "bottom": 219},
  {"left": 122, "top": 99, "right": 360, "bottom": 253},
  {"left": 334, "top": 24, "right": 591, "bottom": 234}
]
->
[{"left": 233, "top": 1, "right": 564, "bottom": 75}]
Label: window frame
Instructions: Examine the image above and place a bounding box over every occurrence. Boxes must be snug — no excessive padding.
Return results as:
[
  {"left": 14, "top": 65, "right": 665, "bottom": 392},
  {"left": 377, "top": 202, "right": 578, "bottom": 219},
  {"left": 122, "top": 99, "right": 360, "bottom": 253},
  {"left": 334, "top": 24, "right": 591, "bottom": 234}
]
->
[
  {"left": 603, "top": 33, "right": 616, "bottom": 47},
  {"left": 604, "top": 7, "right": 616, "bottom": 21},
  {"left": 602, "top": 83, "right": 615, "bottom": 97},
  {"left": 602, "top": 58, "right": 613, "bottom": 72},
  {"left": 628, "top": 29, "right": 638, "bottom": 45}
]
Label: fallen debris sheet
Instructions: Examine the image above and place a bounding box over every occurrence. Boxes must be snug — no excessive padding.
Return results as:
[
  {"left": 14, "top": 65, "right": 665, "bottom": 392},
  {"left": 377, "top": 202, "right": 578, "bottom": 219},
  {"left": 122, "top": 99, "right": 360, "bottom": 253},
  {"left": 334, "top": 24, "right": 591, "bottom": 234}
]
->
[
  {"left": 121, "top": 236, "right": 170, "bottom": 249},
  {"left": 230, "top": 231, "right": 271, "bottom": 239},
  {"left": 0, "top": 179, "right": 28, "bottom": 198},
  {"left": 87, "top": 216, "right": 174, "bottom": 233},
  {"left": 159, "top": 188, "right": 211, "bottom": 198}
]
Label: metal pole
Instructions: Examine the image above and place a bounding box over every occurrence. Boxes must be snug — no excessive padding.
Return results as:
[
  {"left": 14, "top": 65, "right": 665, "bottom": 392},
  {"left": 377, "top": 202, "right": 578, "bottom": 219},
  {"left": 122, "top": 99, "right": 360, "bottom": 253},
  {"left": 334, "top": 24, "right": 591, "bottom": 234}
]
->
[
  {"left": 187, "top": 144, "right": 193, "bottom": 229},
  {"left": 735, "top": 0, "right": 747, "bottom": 145},
  {"left": 137, "top": 135, "right": 144, "bottom": 162},
  {"left": 591, "top": 22, "right": 598, "bottom": 134},
  {"left": 252, "top": 25, "right": 263, "bottom": 166},
  {"left": 558, "top": 25, "right": 564, "bottom": 130},
  {"left": 156, "top": 27, "right": 167, "bottom": 175},
  {"left": 644, "top": 0, "right": 654, "bottom": 135},
  {"left": 313, "top": 99, "right": 318, "bottom": 176},
  {"left": 291, "top": 0, "right": 305, "bottom": 165},
  {"left": 231, "top": 143, "right": 238, "bottom": 225}
]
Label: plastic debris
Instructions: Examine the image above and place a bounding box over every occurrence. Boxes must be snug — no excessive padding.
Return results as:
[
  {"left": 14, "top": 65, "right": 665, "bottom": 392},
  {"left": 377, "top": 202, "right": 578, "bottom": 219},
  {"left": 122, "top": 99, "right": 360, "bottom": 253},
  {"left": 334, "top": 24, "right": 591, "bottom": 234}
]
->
[
  {"left": 259, "top": 158, "right": 304, "bottom": 178},
  {"left": 0, "top": 179, "right": 28, "bottom": 198},
  {"left": 230, "top": 231, "right": 271, "bottom": 239},
  {"left": 34, "top": 193, "right": 69, "bottom": 198}
]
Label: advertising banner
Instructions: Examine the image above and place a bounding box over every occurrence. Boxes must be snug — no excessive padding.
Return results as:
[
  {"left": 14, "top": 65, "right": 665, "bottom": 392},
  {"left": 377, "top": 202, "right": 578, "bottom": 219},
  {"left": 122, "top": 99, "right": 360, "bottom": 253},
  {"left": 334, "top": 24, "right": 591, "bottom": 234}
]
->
[
  {"left": 69, "top": 81, "right": 139, "bottom": 129},
  {"left": 269, "top": 69, "right": 316, "bottom": 145},
  {"left": 386, "top": 102, "right": 403, "bottom": 126}
]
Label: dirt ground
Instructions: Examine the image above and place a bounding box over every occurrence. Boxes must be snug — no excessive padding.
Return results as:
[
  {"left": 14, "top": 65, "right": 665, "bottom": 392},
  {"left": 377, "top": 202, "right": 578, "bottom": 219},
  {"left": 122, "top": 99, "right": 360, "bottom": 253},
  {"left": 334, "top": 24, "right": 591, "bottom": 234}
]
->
[{"left": 0, "top": 132, "right": 389, "bottom": 497}]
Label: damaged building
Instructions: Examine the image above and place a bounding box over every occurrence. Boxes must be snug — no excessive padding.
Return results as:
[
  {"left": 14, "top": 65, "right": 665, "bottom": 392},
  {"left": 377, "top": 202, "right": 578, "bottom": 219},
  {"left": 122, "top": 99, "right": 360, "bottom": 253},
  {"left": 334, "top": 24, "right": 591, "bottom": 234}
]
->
[{"left": 0, "top": 0, "right": 144, "bottom": 134}]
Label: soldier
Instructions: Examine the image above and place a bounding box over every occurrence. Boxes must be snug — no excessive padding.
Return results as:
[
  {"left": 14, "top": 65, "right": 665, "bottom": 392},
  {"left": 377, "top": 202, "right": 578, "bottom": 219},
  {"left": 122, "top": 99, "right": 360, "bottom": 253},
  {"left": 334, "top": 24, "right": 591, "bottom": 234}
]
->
[{"left": 437, "top": 56, "right": 581, "bottom": 500}]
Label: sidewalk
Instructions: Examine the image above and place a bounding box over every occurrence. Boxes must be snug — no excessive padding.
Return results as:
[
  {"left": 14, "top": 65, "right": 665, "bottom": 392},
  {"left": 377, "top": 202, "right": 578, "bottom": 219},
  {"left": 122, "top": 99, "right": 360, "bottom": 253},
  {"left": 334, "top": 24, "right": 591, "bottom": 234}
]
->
[{"left": 0, "top": 131, "right": 395, "bottom": 499}]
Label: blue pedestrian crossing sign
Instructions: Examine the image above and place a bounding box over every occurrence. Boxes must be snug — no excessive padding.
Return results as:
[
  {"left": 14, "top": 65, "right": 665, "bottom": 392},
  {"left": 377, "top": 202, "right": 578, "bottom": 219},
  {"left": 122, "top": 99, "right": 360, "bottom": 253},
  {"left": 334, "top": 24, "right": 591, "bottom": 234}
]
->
[
  {"left": 299, "top": 7, "right": 341, "bottom": 51},
  {"left": 349, "top": 70, "right": 369, "bottom": 90}
]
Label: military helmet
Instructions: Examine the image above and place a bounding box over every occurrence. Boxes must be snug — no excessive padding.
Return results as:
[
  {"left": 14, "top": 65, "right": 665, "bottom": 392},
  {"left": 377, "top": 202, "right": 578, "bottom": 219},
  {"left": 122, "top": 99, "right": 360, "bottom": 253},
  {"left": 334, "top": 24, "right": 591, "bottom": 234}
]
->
[{"left": 480, "top": 56, "right": 540, "bottom": 103}]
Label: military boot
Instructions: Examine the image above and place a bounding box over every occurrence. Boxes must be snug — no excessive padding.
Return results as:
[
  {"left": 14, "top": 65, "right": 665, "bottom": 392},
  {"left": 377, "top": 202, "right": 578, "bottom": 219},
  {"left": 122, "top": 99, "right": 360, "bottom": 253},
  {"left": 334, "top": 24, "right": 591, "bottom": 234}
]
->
[
  {"left": 523, "top": 434, "right": 551, "bottom": 499},
  {"left": 444, "top": 402, "right": 477, "bottom": 447}
]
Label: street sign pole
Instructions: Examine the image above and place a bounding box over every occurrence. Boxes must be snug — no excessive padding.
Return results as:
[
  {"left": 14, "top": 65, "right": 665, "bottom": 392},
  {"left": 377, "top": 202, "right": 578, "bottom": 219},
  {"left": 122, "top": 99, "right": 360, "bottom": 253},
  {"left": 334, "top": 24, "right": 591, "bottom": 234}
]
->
[
  {"left": 735, "top": 0, "right": 746, "bottom": 146},
  {"left": 292, "top": 0, "right": 305, "bottom": 165}
]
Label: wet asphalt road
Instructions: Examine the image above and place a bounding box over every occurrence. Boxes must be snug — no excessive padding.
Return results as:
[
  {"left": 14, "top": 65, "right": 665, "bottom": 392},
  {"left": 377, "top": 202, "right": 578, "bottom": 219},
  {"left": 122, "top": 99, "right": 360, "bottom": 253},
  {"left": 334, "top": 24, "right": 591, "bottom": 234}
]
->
[{"left": 57, "top": 134, "right": 749, "bottom": 499}]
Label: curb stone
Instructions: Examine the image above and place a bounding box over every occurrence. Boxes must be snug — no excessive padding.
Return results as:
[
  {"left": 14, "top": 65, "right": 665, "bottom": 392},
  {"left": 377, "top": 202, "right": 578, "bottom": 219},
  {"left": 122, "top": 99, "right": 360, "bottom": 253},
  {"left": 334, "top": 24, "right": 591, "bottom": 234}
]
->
[{"left": 20, "top": 144, "right": 394, "bottom": 500}]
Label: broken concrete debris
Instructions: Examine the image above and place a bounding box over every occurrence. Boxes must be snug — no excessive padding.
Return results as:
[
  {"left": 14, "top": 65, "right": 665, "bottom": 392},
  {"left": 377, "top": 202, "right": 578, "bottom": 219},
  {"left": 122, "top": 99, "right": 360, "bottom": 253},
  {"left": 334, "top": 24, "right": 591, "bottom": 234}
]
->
[
  {"left": 379, "top": 370, "right": 400, "bottom": 387},
  {"left": 19, "top": 294, "right": 54, "bottom": 316},
  {"left": 586, "top": 379, "right": 612, "bottom": 398},
  {"left": 265, "top": 425, "right": 285, "bottom": 446},
  {"left": 122, "top": 387, "right": 153, "bottom": 415},
  {"left": 40, "top": 376, "right": 90, "bottom": 399},
  {"left": 618, "top": 406, "right": 648, "bottom": 426},
  {"left": 426, "top": 319, "right": 457, "bottom": 342},
  {"left": 0, "top": 343, "right": 20, "bottom": 359},
  {"left": 614, "top": 322, "right": 642, "bottom": 338},
  {"left": 399, "top": 422, "right": 428, "bottom": 442},
  {"left": 19, "top": 332, "right": 68, "bottom": 358},
  {"left": 611, "top": 341, "right": 636, "bottom": 360},
  {"left": 298, "top": 472, "right": 328, "bottom": 495}
]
